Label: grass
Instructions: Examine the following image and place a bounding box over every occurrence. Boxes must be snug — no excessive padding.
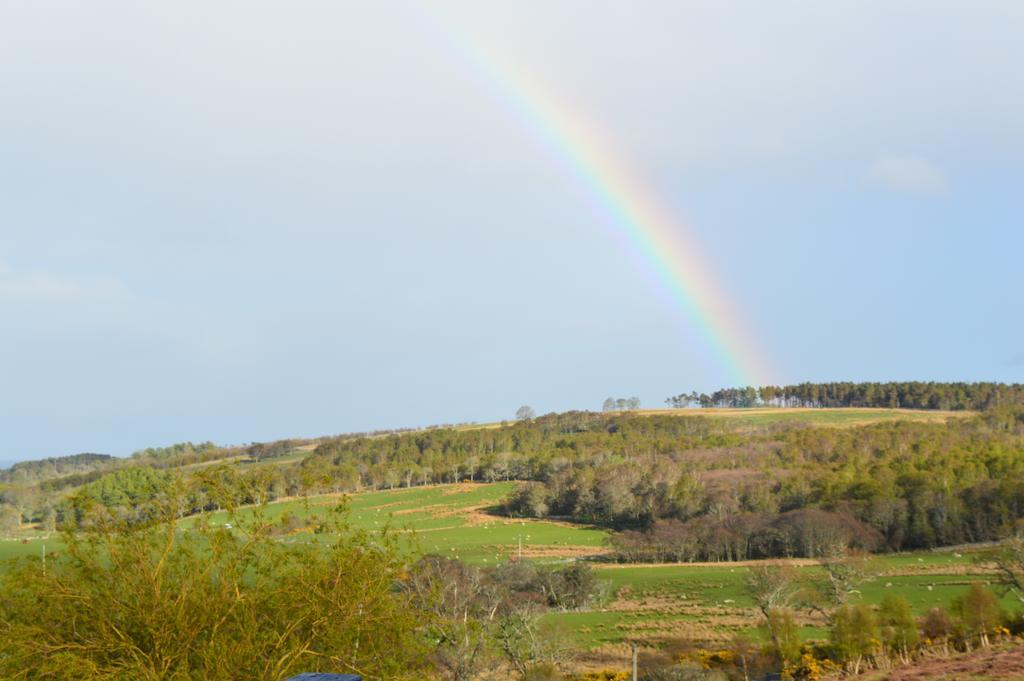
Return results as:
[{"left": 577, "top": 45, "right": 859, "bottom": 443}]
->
[
  {"left": 186, "top": 482, "right": 609, "bottom": 564},
  {"left": 547, "top": 550, "right": 1019, "bottom": 653},
  {"left": 0, "top": 536, "right": 55, "bottom": 562},
  {"left": 636, "top": 407, "right": 972, "bottom": 427},
  {"left": 364, "top": 407, "right": 971, "bottom": 439}
]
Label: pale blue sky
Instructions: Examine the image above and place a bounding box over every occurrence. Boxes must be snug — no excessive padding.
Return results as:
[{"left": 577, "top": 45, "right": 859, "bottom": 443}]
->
[{"left": 1, "top": 2, "right": 1022, "bottom": 463}]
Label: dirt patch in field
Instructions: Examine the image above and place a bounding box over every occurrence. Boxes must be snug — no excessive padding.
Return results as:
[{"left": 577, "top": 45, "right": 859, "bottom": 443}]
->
[
  {"left": 595, "top": 558, "right": 820, "bottom": 569},
  {"left": 390, "top": 503, "right": 551, "bottom": 527},
  {"left": 392, "top": 503, "right": 470, "bottom": 519},
  {"left": 880, "top": 563, "right": 999, "bottom": 577},
  {"left": 343, "top": 499, "right": 411, "bottom": 511},
  {"left": 603, "top": 595, "right": 822, "bottom": 628},
  {"left": 497, "top": 544, "right": 610, "bottom": 559},
  {"left": 465, "top": 509, "right": 510, "bottom": 526},
  {"left": 440, "top": 483, "right": 489, "bottom": 496}
]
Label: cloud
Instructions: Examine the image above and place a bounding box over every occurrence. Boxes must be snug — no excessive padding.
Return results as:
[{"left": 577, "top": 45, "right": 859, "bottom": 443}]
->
[
  {"left": 867, "top": 154, "right": 947, "bottom": 195},
  {"left": 0, "top": 264, "right": 132, "bottom": 304}
]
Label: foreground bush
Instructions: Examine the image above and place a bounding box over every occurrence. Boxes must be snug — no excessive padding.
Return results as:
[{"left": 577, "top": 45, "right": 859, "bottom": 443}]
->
[{"left": 0, "top": 478, "right": 429, "bottom": 680}]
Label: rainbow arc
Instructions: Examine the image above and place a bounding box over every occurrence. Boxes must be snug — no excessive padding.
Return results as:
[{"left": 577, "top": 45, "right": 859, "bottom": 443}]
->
[{"left": 422, "top": 9, "right": 774, "bottom": 386}]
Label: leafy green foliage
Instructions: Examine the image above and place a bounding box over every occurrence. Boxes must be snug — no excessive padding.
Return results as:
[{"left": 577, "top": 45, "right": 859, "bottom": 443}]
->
[
  {"left": 0, "top": 475, "right": 429, "bottom": 680},
  {"left": 829, "top": 604, "right": 878, "bottom": 673},
  {"left": 952, "top": 584, "right": 1004, "bottom": 646},
  {"left": 878, "top": 595, "right": 919, "bottom": 659}
]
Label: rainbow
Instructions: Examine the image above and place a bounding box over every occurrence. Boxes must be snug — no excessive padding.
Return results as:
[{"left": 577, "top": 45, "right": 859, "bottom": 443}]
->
[{"left": 419, "top": 10, "right": 774, "bottom": 386}]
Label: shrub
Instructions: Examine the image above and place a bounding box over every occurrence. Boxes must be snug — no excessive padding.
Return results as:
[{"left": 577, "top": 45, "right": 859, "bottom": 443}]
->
[{"left": 0, "top": 478, "right": 429, "bottom": 680}]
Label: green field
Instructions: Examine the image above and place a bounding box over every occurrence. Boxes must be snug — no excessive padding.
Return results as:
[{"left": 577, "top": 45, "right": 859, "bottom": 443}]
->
[
  {"left": 0, "top": 536, "right": 54, "bottom": 562},
  {"left": 187, "top": 482, "right": 608, "bottom": 564},
  {"left": 1, "top": 482, "right": 606, "bottom": 568},
  {"left": 546, "top": 552, "right": 1018, "bottom": 659}
]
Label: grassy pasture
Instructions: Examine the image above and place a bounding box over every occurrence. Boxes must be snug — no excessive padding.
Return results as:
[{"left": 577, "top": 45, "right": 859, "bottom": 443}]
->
[
  {"left": 635, "top": 407, "right": 972, "bottom": 426},
  {"left": 549, "top": 551, "right": 1018, "bottom": 657},
  {"left": 0, "top": 535, "right": 55, "bottom": 563},
  {"left": 180, "top": 480, "right": 1015, "bottom": 656},
  {"left": 189, "top": 482, "right": 608, "bottom": 564},
  {"left": 0, "top": 482, "right": 608, "bottom": 571}
]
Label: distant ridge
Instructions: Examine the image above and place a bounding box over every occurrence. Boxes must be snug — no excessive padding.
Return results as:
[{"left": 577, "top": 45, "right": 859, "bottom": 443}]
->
[{"left": 0, "top": 452, "right": 117, "bottom": 483}]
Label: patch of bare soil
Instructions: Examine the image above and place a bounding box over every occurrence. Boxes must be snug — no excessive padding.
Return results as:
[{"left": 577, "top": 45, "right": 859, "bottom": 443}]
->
[
  {"left": 498, "top": 544, "right": 610, "bottom": 559},
  {"left": 594, "top": 558, "right": 821, "bottom": 569},
  {"left": 392, "top": 503, "right": 467, "bottom": 519},
  {"left": 880, "top": 564, "right": 999, "bottom": 577},
  {"left": 603, "top": 596, "right": 822, "bottom": 628},
  {"left": 440, "top": 483, "right": 488, "bottom": 496}
]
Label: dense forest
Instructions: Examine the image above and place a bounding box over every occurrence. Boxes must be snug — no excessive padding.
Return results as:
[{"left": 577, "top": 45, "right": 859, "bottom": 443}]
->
[{"left": 666, "top": 381, "right": 1024, "bottom": 410}]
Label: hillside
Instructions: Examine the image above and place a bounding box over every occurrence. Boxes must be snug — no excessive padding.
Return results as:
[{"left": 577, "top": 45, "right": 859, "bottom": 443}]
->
[
  {"left": 0, "top": 452, "right": 118, "bottom": 484},
  {"left": 2, "top": 402, "right": 1024, "bottom": 680}
]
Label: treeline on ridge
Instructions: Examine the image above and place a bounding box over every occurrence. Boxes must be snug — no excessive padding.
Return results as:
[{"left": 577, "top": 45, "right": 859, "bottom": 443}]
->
[
  {"left": 0, "top": 453, "right": 117, "bottom": 485},
  {"left": 666, "top": 381, "right": 1024, "bottom": 410}
]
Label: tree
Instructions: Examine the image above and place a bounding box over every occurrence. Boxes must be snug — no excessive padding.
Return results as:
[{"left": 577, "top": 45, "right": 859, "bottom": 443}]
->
[
  {"left": 817, "top": 549, "right": 878, "bottom": 606},
  {"left": 953, "top": 584, "right": 1002, "bottom": 647},
  {"left": 531, "top": 562, "right": 599, "bottom": 610},
  {"left": 516, "top": 405, "right": 536, "bottom": 420},
  {"left": 602, "top": 397, "right": 616, "bottom": 412},
  {"left": 920, "top": 606, "right": 953, "bottom": 652},
  {"left": 747, "top": 565, "right": 803, "bottom": 619},
  {"left": 506, "top": 483, "right": 549, "bottom": 517},
  {"left": 626, "top": 396, "right": 641, "bottom": 410},
  {"left": 830, "top": 604, "right": 878, "bottom": 674},
  {"left": 765, "top": 609, "right": 801, "bottom": 668},
  {"left": 878, "top": 595, "right": 918, "bottom": 662},
  {"left": 0, "top": 504, "right": 20, "bottom": 535},
  {"left": 991, "top": 530, "right": 1024, "bottom": 603},
  {"left": 403, "top": 556, "right": 498, "bottom": 681},
  {"left": 746, "top": 565, "right": 806, "bottom": 666},
  {"left": 494, "top": 605, "right": 574, "bottom": 677}
]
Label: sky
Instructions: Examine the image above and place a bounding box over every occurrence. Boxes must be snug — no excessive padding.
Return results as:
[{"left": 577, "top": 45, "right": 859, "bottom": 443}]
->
[{"left": 1, "top": 2, "right": 1022, "bottom": 464}]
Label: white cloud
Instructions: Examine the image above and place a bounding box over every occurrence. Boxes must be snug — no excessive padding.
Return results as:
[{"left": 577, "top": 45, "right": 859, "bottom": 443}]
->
[{"left": 868, "top": 154, "right": 947, "bottom": 195}]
